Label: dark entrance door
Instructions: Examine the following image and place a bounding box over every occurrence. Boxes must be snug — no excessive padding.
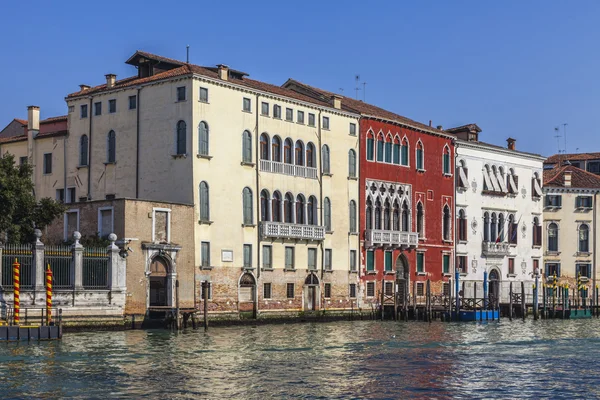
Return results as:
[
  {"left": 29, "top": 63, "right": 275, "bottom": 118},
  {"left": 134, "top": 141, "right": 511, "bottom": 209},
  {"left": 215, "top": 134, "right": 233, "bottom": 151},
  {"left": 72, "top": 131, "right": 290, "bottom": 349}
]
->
[
  {"left": 304, "top": 273, "right": 319, "bottom": 311},
  {"left": 395, "top": 255, "right": 409, "bottom": 306},
  {"left": 149, "top": 256, "right": 169, "bottom": 307},
  {"left": 488, "top": 269, "right": 500, "bottom": 305}
]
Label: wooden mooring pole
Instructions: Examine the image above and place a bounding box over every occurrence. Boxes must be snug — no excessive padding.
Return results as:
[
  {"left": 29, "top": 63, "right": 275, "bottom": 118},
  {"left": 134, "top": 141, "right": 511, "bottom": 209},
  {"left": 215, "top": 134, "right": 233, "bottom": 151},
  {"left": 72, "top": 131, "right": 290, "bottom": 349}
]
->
[
  {"left": 509, "top": 282, "right": 513, "bottom": 321},
  {"left": 203, "top": 281, "right": 209, "bottom": 331},
  {"left": 521, "top": 281, "right": 526, "bottom": 321},
  {"left": 175, "top": 280, "right": 180, "bottom": 330}
]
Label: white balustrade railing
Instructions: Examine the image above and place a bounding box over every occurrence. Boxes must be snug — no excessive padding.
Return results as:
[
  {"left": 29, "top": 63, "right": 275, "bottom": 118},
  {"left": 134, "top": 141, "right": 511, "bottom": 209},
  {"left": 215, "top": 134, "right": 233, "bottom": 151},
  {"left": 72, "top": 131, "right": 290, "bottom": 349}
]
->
[
  {"left": 482, "top": 241, "right": 511, "bottom": 257},
  {"left": 261, "top": 221, "right": 325, "bottom": 241},
  {"left": 365, "top": 229, "right": 419, "bottom": 248},
  {"left": 260, "top": 159, "right": 317, "bottom": 179}
]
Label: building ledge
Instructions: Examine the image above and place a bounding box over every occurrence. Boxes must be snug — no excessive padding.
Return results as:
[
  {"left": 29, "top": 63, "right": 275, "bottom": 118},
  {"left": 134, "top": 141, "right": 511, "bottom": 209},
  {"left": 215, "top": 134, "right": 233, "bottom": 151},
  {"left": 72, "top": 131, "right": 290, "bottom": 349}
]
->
[
  {"left": 198, "top": 220, "right": 213, "bottom": 225},
  {"left": 196, "top": 154, "right": 213, "bottom": 160},
  {"left": 141, "top": 242, "right": 182, "bottom": 252},
  {"left": 416, "top": 271, "right": 426, "bottom": 276},
  {"left": 240, "top": 161, "right": 255, "bottom": 167},
  {"left": 200, "top": 265, "right": 213, "bottom": 271},
  {"left": 171, "top": 154, "right": 187, "bottom": 159},
  {"left": 347, "top": 176, "right": 358, "bottom": 181},
  {"left": 283, "top": 268, "right": 296, "bottom": 272}
]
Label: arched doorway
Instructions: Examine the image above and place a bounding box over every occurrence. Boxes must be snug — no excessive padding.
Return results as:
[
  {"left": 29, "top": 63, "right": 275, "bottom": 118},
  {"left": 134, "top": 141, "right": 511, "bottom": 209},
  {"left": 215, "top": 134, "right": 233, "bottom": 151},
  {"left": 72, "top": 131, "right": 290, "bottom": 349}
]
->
[
  {"left": 304, "top": 273, "right": 319, "bottom": 311},
  {"left": 239, "top": 273, "right": 256, "bottom": 303},
  {"left": 149, "top": 256, "right": 170, "bottom": 307},
  {"left": 395, "top": 254, "right": 409, "bottom": 306},
  {"left": 488, "top": 268, "right": 500, "bottom": 305}
]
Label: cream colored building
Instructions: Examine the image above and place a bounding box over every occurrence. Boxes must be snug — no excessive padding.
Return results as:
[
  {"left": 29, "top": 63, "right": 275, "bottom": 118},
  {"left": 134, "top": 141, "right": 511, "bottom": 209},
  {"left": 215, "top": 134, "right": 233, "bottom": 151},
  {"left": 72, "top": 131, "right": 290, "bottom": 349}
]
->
[{"left": 543, "top": 165, "right": 600, "bottom": 295}]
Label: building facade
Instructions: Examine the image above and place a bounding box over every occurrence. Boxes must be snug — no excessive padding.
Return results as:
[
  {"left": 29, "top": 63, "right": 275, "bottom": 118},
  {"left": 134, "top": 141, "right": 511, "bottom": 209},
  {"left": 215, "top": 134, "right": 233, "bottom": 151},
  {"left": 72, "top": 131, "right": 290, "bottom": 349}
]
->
[{"left": 449, "top": 124, "right": 545, "bottom": 303}]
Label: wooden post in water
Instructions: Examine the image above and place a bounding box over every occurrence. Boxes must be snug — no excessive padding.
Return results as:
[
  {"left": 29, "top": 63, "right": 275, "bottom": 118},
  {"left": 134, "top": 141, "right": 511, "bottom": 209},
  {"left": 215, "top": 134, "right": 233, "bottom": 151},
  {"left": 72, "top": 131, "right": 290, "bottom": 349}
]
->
[
  {"left": 413, "top": 281, "right": 417, "bottom": 320},
  {"left": 393, "top": 278, "right": 398, "bottom": 321},
  {"left": 521, "top": 281, "right": 526, "bottom": 321},
  {"left": 542, "top": 284, "right": 546, "bottom": 319},
  {"left": 203, "top": 281, "right": 209, "bottom": 331},
  {"left": 380, "top": 279, "right": 385, "bottom": 321},
  {"left": 175, "top": 280, "right": 180, "bottom": 330},
  {"left": 403, "top": 279, "right": 408, "bottom": 322},
  {"left": 533, "top": 283, "right": 538, "bottom": 320},
  {"left": 448, "top": 278, "right": 453, "bottom": 322},
  {"left": 509, "top": 282, "right": 513, "bottom": 321},
  {"left": 426, "top": 279, "right": 431, "bottom": 323}
]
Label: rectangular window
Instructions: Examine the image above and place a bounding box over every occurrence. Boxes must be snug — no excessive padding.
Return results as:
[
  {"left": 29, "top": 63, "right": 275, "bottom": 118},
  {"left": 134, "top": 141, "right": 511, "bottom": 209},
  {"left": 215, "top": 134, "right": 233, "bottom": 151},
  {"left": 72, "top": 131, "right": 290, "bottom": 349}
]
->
[
  {"left": 286, "top": 283, "right": 295, "bottom": 298},
  {"left": 105, "top": 194, "right": 115, "bottom": 200},
  {"left": 68, "top": 105, "right": 74, "bottom": 113},
  {"left": 67, "top": 188, "right": 76, "bottom": 203},
  {"left": 322, "top": 116, "right": 330, "bottom": 129},
  {"left": 153, "top": 210, "right": 169, "bottom": 242},
  {"left": 587, "top": 162, "right": 600, "bottom": 174},
  {"left": 98, "top": 208, "right": 113, "bottom": 238},
  {"left": 324, "top": 249, "right": 332, "bottom": 271},
  {"left": 308, "top": 248, "right": 317, "bottom": 270},
  {"left": 94, "top": 102, "right": 102, "bottom": 116},
  {"left": 177, "top": 86, "right": 186, "bottom": 101},
  {"left": 443, "top": 254, "right": 450, "bottom": 274},
  {"left": 577, "top": 263, "right": 591, "bottom": 278},
  {"left": 108, "top": 99, "right": 116, "bottom": 113},
  {"left": 263, "top": 245, "right": 272, "bottom": 269},
  {"left": 546, "top": 195, "right": 562, "bottom": 208},
  {"left": 201, "top": 281, "right": 212, "bottom": 300},
  {"left": 43, "top": 153, "right": 52, "bottom": 174},
  {"left": 533, "top": 259, "right": 540, "bottom": 275},
  {"left": 545, "top": 263, "right": 561, "bottom": 277},
  {"left": 56, "top": 189, "right": 64, "bottom": 203},
  {"left": 443, "top": 153, "right": 450, "bottom": 174},
  {"left": 201, "top": 242, "right": 210, "bottom": 268},
  {"left": 366, "top": 282, "right": 375, "bottom": 297},
  {"left": 285, "top": 247, "right": 295, "bottom": 270},
  {"left": 19, "top": 156, "right": 27, "bottom": 166},
  {"left": 243, "top": 244, "right": 252, "bottom": 269},
  {"left": 456, "top": 255, "right": 467, "bottom": 273},
  {"left": 199, "top": 87, "right": 209, "bottom": 103},
  {"left": 308, "top": 113, "right": 315, "bottom": 126},
  {"left": 261, "top": 102, "right": 269, "bottom": 116},
  {"left": 443, "top": 283, "right": 450, "bottom": 296},
  {"left": 285, "top": 108, "right": 293, "bottom": 121},
  {"left": 80, "top": 104, "right": 88, "bottom": 118},
  {"left": 349, "top": 123, "right": 357, "bottom": 136},
  {"left": 273, "top": 105, "right": 281, "bottom": 119},
  {"left": 129, "top": 95, "right": 137, "bottom": 110},
  {"left": 384, "top": 281, "right": 394, "bottom": 296},
  {"left": 243, "top": 97, "right": 251, "bottom": 112},
  {"left": 366, "top": 250, "right": 375, "bottom": 272},
  {"left": 384, "top": 251, "right": 392, "bottom": 272},
  {"left": 508, "top": 258, "right": 515, "bottom": 275},
  {"left": 297, "top": 111, "right": 305, "bottom": 124},
  {"left": 350, "top": 250, "right": 357, "bottom": 272},
  {"left": 64, "top": 211, "right": 79, "bottom": 241},
  {"left": 324, "top": 283, "right": 331, "bottom": 298},
  {"left": 417, "top": 252, "right": 424, "bottom": 273},
  {"left": 417, "top": 282, "right": 424, "bottom": 296},
  {"left": 263, "top": 283, "right": 272, "bottom": 299},
  {"left": 349, "top": 284, "right": 357, "bottom": 298},
  {"left": 576, "top": 196, "right": 593, "bottom": 208}
]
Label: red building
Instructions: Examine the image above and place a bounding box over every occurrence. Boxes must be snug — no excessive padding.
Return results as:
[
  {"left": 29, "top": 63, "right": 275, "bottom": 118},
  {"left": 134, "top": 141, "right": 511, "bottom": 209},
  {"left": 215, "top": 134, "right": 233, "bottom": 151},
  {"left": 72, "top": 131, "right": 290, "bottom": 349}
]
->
[{"left": 283, "top": 80, "right": 454, "bottom": 308}]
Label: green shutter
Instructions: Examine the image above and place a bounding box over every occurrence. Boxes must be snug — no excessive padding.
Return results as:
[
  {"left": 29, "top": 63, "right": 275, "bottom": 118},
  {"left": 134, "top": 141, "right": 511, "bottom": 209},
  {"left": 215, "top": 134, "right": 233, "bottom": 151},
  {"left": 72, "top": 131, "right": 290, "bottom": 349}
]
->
[
  {"left": 401, "top": 145, "right": 409, "bottom": 166},
  {"left": 417, "top": 149, "right": 423, "bottom": 169},
  {"left": 443, "top": 255, "right": 450, "bottom": 273},
  {"left": 367, "top": 251, "right": 374, "bottom": 271},
  {"left": 385, "top": 252, "right": 392, "bottom": 271},
  {"left": 367, "top": 139, "right": 374, "bottom": 160},
  {"left": 417, "top": 253, "right": 424, "bottom": 273}
]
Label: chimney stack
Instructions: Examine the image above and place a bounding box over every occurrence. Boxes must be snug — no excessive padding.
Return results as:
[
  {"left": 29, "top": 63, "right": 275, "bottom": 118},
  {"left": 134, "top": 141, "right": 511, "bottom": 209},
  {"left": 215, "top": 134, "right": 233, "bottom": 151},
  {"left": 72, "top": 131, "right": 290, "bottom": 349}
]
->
[
  {"left": 564, "top": 170, "right": 572, "bottom": 187},
  {"left": 79, "top": 84, "right": 91, "bottom": 91},
  {"left": 436, "top": 125, "right": 443, "bottom": 130},
  {"left": 331, "top": 94, "right": 342, "bottom": 110},
  {"left": 217, "top": 64, "right": 229, "bottom": 81},
  {"left": 105, "top": 74, "right": 116, "bottom": 88},
  {"left": 27, "top": 105, "right": 40, "bottom": 134},
  {"left": 507, "top": 137, "right": 516, "bottom": 150}
]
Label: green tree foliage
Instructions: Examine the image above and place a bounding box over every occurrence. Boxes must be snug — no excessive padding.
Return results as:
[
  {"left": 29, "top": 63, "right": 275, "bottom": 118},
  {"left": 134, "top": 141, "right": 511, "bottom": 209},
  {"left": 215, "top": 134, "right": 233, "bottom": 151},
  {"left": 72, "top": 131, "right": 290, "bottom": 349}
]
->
[{"left": 0, "top": 153, "right": 66, "bottom": 243}]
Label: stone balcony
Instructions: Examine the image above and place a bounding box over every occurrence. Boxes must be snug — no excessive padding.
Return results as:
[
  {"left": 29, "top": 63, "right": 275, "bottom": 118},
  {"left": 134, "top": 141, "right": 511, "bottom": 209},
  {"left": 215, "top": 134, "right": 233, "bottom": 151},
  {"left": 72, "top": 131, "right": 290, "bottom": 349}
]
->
[
  {"left": 261, "top": 221, "right": 325, "bottom": 241},
  {"left": 260, "top": 159, "right": 318, "bottom": 179},
  {"left": 365, "top": 229, "right": 419, "bottom": 249},
  {"left": 482, "top": 241, "right": 511, "bottom": 257}
]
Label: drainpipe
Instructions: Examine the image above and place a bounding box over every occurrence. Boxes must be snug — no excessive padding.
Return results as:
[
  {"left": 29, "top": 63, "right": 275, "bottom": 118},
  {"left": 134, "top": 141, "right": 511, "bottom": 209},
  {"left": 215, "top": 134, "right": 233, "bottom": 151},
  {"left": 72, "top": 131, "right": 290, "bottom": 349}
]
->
[
  {"left": 318, "top": 110, "right": 324, "bottom": 282},
  {"left": 87, "top": 97, "right": 93, "bottom": 199},
  {"left": 135, "top": 87, "right": 141, "bottom": 198},
  {"left": 254, "top": 93, "right": 260, "bottom": 319}
]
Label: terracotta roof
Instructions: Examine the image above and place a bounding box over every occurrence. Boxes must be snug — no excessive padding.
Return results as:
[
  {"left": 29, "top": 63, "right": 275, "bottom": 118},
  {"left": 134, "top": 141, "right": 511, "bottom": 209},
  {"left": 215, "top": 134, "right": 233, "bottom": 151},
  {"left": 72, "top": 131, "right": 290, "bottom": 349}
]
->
[
  {"left": 543, "top": 165, "right": 600, "bottom": 188},
  {"left": 41, "top": 115, "right": 67, "bottom": 124},
  {"left": 15, "top": 118, "right": 27, "bottom": 126},
  {"left": 125, "top": 50, "right": 185, "bottom": 67},
  {"left": 545, "top": 152, "right": 600, "bottom": 164},
  {"left": 446, "top": 123, "right": 482, "bottom": 133},
  {"left": 0, "top": 134, "right": 26, "bottom": 144}
]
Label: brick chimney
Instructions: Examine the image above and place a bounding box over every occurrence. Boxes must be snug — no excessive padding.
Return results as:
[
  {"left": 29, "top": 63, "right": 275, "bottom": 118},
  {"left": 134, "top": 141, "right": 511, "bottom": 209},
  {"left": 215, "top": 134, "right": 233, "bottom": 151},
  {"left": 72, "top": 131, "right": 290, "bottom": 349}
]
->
[
  {"left": 27, "top": 106, "right": 40, "bottom": 187},
  {"left": 507, "top": 137, "right": 516, "bottom": 150},
  {"left": 79, "top": 84, "right": 91, "bottom": 91},
  {"left": 331, "top": 94, "right": 342, "bottom": 110},
  {"left": 217, "top": 64, "right": 229, "bottom": 81},
  {"left": 105, "top": 74, "right": 116, "bottom": 88},
  {"left": 564, "top": 170, "right": 572, "bottom": 187}
]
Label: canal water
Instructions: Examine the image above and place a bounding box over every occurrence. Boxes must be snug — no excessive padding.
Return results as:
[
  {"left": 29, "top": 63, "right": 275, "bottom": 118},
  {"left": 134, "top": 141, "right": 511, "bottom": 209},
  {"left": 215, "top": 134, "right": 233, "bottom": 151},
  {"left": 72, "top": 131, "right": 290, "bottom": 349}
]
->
[{"left": 1, "top": 320, "right": 600, "bottom": 399}]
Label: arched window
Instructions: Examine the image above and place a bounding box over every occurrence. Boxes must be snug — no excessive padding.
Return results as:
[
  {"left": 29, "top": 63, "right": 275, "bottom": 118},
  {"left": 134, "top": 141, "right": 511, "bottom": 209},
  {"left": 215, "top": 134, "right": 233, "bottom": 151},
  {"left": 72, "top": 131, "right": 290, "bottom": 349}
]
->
[
  {"left": 242, "top": 130, "right": 252, "bottom": 163},
  {"left": 393, "top": 201, "right": 400, "bottom": 231},
  {"left": 548, "top": 223, "right": 558, "bottom": 252},
  {"left": 242, "top": 187, "right": 253, "bottom": 225},
  {"left": 307, "top": 195, "right": 318, "bottom": 225},
  {"left": 348, "top": 149, "right": 357, "bottom": 178},
  {"left": 532, "top": 217, "right": 542, "bottom": 246},
  {"left": 107, "top": 130, "right": 116, "bottom": 163},
  {"left": 198, "top": 121, "right": 209, "bottom": 156},
  {"left": 79, "top": 135, "right": 88, "bottom": 166},
  {"left": 498, "top": 213, "right": 505, "bottom": 242},
  {"left": 272, "top": 136, "right": 281, "bottom": 162},
  {"left": 443, "top": 205, "right": 451, "bottom": 241},
  {"left": 272, "top": 191, "right": 282, "bottom": 222},
  {"left": 284, "top": 138, "right": 293, "bottom": 164},
  {"left": 383, "top": 200, "right": 391, "bottom": 230},
  {"left": 401, "top": 138, "right": 409, "bottom": 166},
  {"left": 417, "top": 203, "right": 424, "bottom": 237},
  {"left": 349, "top": 200, "right": 357, "bottom": 233},
  {"left": 374, "top": 199, "right": 382, "bottom": 230},
  {"left": 284, "top": 192, "right": 294, "bottom": 223},
  {"left": 443, "top": 145, "right": 451, "bottom": 175},
  {"left": 324, "top": 197, "right": 331, "bottom": 230},
  {"left": 322, "top": 145, "right": 330, "bottom": 174},
  {"left": 260, "top": 190, "right": 270, "bottom": 221},
  {"left": 176, "top": 120, "right": 187, "bottom": 155},
  {"left": 457, "top": 209, "right": 467, "bottom": 241},
  {"left": 366, "top": 198, "right": 373, "bottom": 230},
  {"left": 199, "top": 181, "right": 210, "bottom": 221},
  {"left": 579, "top": 224, "right": 590, "bottom": 253},
  {"left": 416, "top": 141, "right": 424, "bottom": 170},
  {"left": 384, "top": 136, "right": 392, "bottom": 163},
  {"left": 295, "top": 141, "right": 304, "bottom": 166},
  {"left": 306, "top": 142, "right": 316, "bottom": 168},
  {"left": 483, "top": 212, "right": 490, "bottom": 242},
  {"left": 508, "top": 214, "right": 517, "bottom": 244},
  {"left": 401, "top": 201, "right": 409, "bottom": 231},
  {"left": 393, "top": 137, "right": 401, "bottom": 165},
  {"left": 366, "top": 132, "right": 375, "bottom": 161},
  {"left": 490, "top": 212, "right": 498, "bottom": 242},
  {"left": 296, "top": 194, "right": 305, "bottom": 224},
  {"left": 260, "top": 133, "right": 270, "bottom": 160},
  {"left": 376, "top": 134, "right": 384, "bottom": 162}
]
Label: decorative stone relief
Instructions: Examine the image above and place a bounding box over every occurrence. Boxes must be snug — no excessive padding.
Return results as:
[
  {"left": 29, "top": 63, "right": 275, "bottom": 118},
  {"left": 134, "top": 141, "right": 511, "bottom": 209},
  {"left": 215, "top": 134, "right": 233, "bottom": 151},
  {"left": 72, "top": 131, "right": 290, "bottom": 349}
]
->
[
  {"left": 521, "top": 186, "right": 527, "bottom": 199},
  {"left": 521, "top": 261, "right": 527, "bottom": 274},
  {"left": 471, "top": 218, "right": 478, "bottom": 235},
  {"left": 471, "top": 179, "right": 478, "bottom": 193},
  {"left": 521, "top": 222, "right": 527, "bottom": 238},
  {"left": 471, "top": 259, "right": 478, "bottom": 273}
]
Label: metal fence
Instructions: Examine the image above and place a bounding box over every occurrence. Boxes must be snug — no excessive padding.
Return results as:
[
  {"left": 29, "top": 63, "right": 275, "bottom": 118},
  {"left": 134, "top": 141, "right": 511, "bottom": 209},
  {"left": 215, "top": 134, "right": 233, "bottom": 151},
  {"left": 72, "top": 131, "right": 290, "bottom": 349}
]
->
[
  {"left": 1, "top": 244, "right": 34, "bottom": 288},
  {"left": 44, "top": 246, "right": 73, "bottom": 289},
  {"left": 82, "top": 248, "right": 109, "bottom": 289}
]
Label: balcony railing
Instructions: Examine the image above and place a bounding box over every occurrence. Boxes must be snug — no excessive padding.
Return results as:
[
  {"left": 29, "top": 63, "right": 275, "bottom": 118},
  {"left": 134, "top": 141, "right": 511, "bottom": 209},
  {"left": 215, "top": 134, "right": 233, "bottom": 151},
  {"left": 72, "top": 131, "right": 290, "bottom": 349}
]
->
[
  {"left": 261, "top": 221, "right": 325, "bottom": 241},
  {"left": 365, "top": 229, "right": 419, "bottom": 249},
  {"left": 260, "top": 159, "right": 318, "bottom": 179},
  {"left": 482, "top": 241, "right": 511, "bottom": 257}
]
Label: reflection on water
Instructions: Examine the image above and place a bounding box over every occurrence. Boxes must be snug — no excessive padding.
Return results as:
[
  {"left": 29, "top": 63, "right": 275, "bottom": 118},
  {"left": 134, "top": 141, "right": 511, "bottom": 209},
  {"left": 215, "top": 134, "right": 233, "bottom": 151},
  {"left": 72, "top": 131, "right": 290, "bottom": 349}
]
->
[{"left": 1, "top": 320, "right": 600, "bottom": 398}]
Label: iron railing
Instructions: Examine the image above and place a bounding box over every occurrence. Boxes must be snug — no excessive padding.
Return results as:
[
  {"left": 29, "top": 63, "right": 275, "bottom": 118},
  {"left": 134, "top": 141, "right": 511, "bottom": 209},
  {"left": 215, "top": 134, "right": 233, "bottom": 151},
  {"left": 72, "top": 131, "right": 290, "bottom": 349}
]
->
[
  {"left": 82, "top": 248, "right": 109, "bottom": 289},
  {"left": 2, "top": 244, "right": 34, "bottom": 288},
  {"left": 44, "top": 246, "right": 72, "bottom": 289}
]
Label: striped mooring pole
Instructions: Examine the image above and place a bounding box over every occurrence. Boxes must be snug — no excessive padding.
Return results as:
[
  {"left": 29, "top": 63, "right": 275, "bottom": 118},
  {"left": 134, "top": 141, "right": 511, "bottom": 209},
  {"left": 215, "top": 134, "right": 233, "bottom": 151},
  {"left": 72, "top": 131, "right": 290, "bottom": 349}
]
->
[
  {"left": 46, "top": 264, "right": 53, "bottom": 325},
  {"left": 13, "top": 258, "right": 20, "bottom": 325}
]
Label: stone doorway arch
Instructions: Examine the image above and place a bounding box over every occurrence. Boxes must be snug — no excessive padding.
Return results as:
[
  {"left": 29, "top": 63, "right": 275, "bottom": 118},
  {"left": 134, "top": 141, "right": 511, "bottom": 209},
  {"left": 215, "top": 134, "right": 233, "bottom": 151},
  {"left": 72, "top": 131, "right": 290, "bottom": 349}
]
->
[
  {"left": 304, "top": 273, "right": 320, "bottom": 311},
  {"left": 149, "top": 255, "right": 171, "bottom": 307},
  {"left": 395, "top": 254, "right": 410, "bottom": 306}
]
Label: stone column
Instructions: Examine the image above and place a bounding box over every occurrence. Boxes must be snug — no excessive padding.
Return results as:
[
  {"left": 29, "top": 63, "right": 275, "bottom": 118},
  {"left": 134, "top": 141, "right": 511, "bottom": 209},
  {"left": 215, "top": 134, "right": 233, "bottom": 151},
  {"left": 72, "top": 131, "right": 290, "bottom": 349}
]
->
[
  {"left": 72, "top": 231, "right": 83, "bottom": 290},
  {"left": 34, "top": 229, "right": 45, "bottom": 292},
  {"left": 107, "top": 233, "right": 123, "bottom": 290}
]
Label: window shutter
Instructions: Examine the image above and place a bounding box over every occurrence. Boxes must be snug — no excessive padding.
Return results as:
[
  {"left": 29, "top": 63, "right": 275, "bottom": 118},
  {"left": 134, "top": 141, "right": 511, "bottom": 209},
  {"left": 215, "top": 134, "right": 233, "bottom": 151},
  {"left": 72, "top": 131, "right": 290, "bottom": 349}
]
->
[
  {"left": 557, "top": 196, "right": 562, "bottom": 207},
  {"left": 325, "top": 198, "right": 331, "bottom": 231},
  {"left": 367, "top": 139, "right": 374, "bottom": 160},
  {"left": 557, "top": 263, "right": 561, "bottom": 277},
  {"left": 367, "top": 251, "right": 374, "bottom": 271}
]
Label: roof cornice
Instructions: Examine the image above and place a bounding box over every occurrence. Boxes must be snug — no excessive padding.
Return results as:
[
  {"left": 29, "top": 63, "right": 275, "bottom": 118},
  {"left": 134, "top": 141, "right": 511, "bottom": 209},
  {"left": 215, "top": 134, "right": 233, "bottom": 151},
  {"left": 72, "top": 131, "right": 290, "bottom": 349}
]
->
[
  {"left": 456, "top": 139, "right": 546, "bottom": 161},
  {"left": 361, "top": 114, "right": 454, "bottom": 139}
]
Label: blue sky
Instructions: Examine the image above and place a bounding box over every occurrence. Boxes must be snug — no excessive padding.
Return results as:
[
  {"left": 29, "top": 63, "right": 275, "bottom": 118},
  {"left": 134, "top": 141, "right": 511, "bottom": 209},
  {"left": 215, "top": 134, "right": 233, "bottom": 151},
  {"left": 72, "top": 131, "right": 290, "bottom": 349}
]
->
[{"left": 1, "top": 1, "right": 599, "bottom": 156}]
